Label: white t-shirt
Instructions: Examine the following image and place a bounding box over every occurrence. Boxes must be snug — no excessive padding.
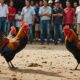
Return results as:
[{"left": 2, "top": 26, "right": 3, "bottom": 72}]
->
[
  {"left": 21, "top": 6, "right": 35, "bottom": 24},
  {"left": 39, "top": 6, "right": 51, "bottom": 20},
  {"left": 76, "top": 6, "right": 80, "bottom": 24},
  {"left": 0, "top": 4, "right": 8, "bottom": 17},
  {"left": 15, "top": 14, "right": 22, "bottom": 28}
]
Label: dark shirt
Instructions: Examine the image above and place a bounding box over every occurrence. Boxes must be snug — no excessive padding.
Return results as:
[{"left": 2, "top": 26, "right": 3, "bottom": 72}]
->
[
  {"left": 35, "top": 7, "right": 40, "bottom": 23},
  {"left": 52, "top": 7, "right": 63, "bottom": 24}
]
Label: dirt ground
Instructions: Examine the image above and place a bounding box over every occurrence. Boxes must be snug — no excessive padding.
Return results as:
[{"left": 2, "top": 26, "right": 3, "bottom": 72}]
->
[{"left": 0, "top": 44, "right": 80, "bottom": 80}]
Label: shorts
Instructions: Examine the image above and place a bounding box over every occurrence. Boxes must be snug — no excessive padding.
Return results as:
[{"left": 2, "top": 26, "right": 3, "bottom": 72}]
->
[{"left": 35, "top": 24, "right": 40, "bottom": 31}]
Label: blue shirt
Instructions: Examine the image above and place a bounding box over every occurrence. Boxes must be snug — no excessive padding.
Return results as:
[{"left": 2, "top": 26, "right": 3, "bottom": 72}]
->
[{"left": 35, "top": 7, "right": 40, "bottom": 23}]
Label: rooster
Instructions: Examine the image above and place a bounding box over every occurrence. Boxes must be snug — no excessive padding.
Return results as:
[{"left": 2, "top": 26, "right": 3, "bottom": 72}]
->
[
  {"left": 0, "top": 22, "right": 30, "bottom": 68},
  {"left": 64, "top": 25, "right": 80, "bottom": 70}
]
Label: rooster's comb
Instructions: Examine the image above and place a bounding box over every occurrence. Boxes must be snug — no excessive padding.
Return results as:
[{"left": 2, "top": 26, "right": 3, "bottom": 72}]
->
[{"left": 63, "top": 25, "right": 70, "bottom": 30}]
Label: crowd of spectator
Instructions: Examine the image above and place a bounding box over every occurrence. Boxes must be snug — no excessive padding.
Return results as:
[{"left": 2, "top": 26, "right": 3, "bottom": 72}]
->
[{"left": 0, "top": 0, "right": 80, "bottom": 45}]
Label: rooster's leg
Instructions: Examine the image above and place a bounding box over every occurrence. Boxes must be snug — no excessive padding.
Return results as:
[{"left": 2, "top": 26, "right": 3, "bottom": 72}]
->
[
  {"left": 7, "top": 62, "right": 12, "bottom": 68},
  {"left": 75, "top": 63, "right": 79, "bottom": 70},
  {"left": 9, "top": 61, "right": 15, "bottom": 68}
]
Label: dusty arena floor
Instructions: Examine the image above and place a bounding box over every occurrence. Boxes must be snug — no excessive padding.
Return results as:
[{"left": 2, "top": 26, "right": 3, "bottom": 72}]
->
[{"left": 0, "top": 44, "right": 80, "bottom": 80}]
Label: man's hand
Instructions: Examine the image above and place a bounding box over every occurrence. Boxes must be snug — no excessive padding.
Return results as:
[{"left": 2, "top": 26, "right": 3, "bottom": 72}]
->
[
  {"left": 53, "top": 14, "right": 58, "bottom": 16},
  {"left": 53, "top": 13, "right": 63, "bottom": 17},
  {"left": 40, "top": 13, "right": 47, "bottom": 16},
  {"left": 9, "top": 14, "right": 15, "bottom": 16},
  {"left": 57, "top": 13, "right": 63, "bottom": 16}
]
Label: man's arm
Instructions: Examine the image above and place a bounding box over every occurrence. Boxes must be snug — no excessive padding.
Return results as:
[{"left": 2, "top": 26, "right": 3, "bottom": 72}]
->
[
  {"left": 53, "top": 8, "right": 63, "bottom": 17},
  {"left": 32, "top": 8, "right": 35, "bottom": 25},
  {"left": 21, "top": 8, "right": 24, "bottom": 21},
  {"left": 52, "top": 8, "right": 58, "bottom": 17},
  {"left": 53, "top": 14, "right": 58, "bottom": 16},
  {"left": 6, "top": 5, "right": 9, "bottom": 23},
  {"left": 57, "top": 13, "right": 63, "bottom": 16},
  {"left": 39, "top": 13, "right": 47, "bottom": 16},
  {"left": 32, "top": 14, "right": 35, "bottom": 25},
  {"left": 39, "top": 7, "right": 47, "bottom": 16},
  {"left": 44, "top": 13, "right": 51, "bottom": 17},
  {"left": 73, "top": 8, "right": 76, "bottom": 24},
  {"left": 40, "top": 7, "right": 52, "bottom": 17},
  {"left": 8, "top": 14, "right": 16, "bottom": 16}
]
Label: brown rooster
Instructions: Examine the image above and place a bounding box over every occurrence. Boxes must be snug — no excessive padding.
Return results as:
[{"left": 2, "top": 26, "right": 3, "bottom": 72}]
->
[
  {"left": 64, "top": 25, "right": 80, "bottom": 70},
  {"left": 0, "top": 22, "right": 30, "bottom": 68}
]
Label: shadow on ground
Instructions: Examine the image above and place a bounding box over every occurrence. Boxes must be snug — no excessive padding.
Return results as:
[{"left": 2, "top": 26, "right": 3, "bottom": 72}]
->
[{"left": 10, "top": 67, "right": 66, "bottom": 78}]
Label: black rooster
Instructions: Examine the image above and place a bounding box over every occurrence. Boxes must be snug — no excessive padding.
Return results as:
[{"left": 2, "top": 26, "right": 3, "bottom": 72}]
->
[{"left": 64, "top": 25, "right": 80, "bottom": 70}]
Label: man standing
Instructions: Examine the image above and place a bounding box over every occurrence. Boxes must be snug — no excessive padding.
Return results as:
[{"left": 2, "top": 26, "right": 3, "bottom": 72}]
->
[
  {"left": 0, "top": 0, "right": 8, "bottom": 35},
  {"left": 21, "top": 0, "right": 35, "bottom": 44},
  {"left": 8, "top": 1, "right": 16, "bottom": 34},
  {"left": 76, "top": 4, "right": 80, "bottom": 40},
  {"left": 34, "top": 2, "right": 40, "bottom": 41},
  {"left": 64, "top": 1, "right": 75, "bottom": 30},
  {"left": 52, "top": 0, "right": 64, "bottom": 45},
  {"left": 39, "top": 0, "right": 51, "bottom": 44}
]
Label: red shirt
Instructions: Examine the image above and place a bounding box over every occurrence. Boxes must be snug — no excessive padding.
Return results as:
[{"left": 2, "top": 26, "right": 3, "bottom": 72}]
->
[
  {"left": 8, "top": 6, "right": 16, "bottom": 20},
  {"left": 64, "top": 8, "right": 75, "bottom": 25}
]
